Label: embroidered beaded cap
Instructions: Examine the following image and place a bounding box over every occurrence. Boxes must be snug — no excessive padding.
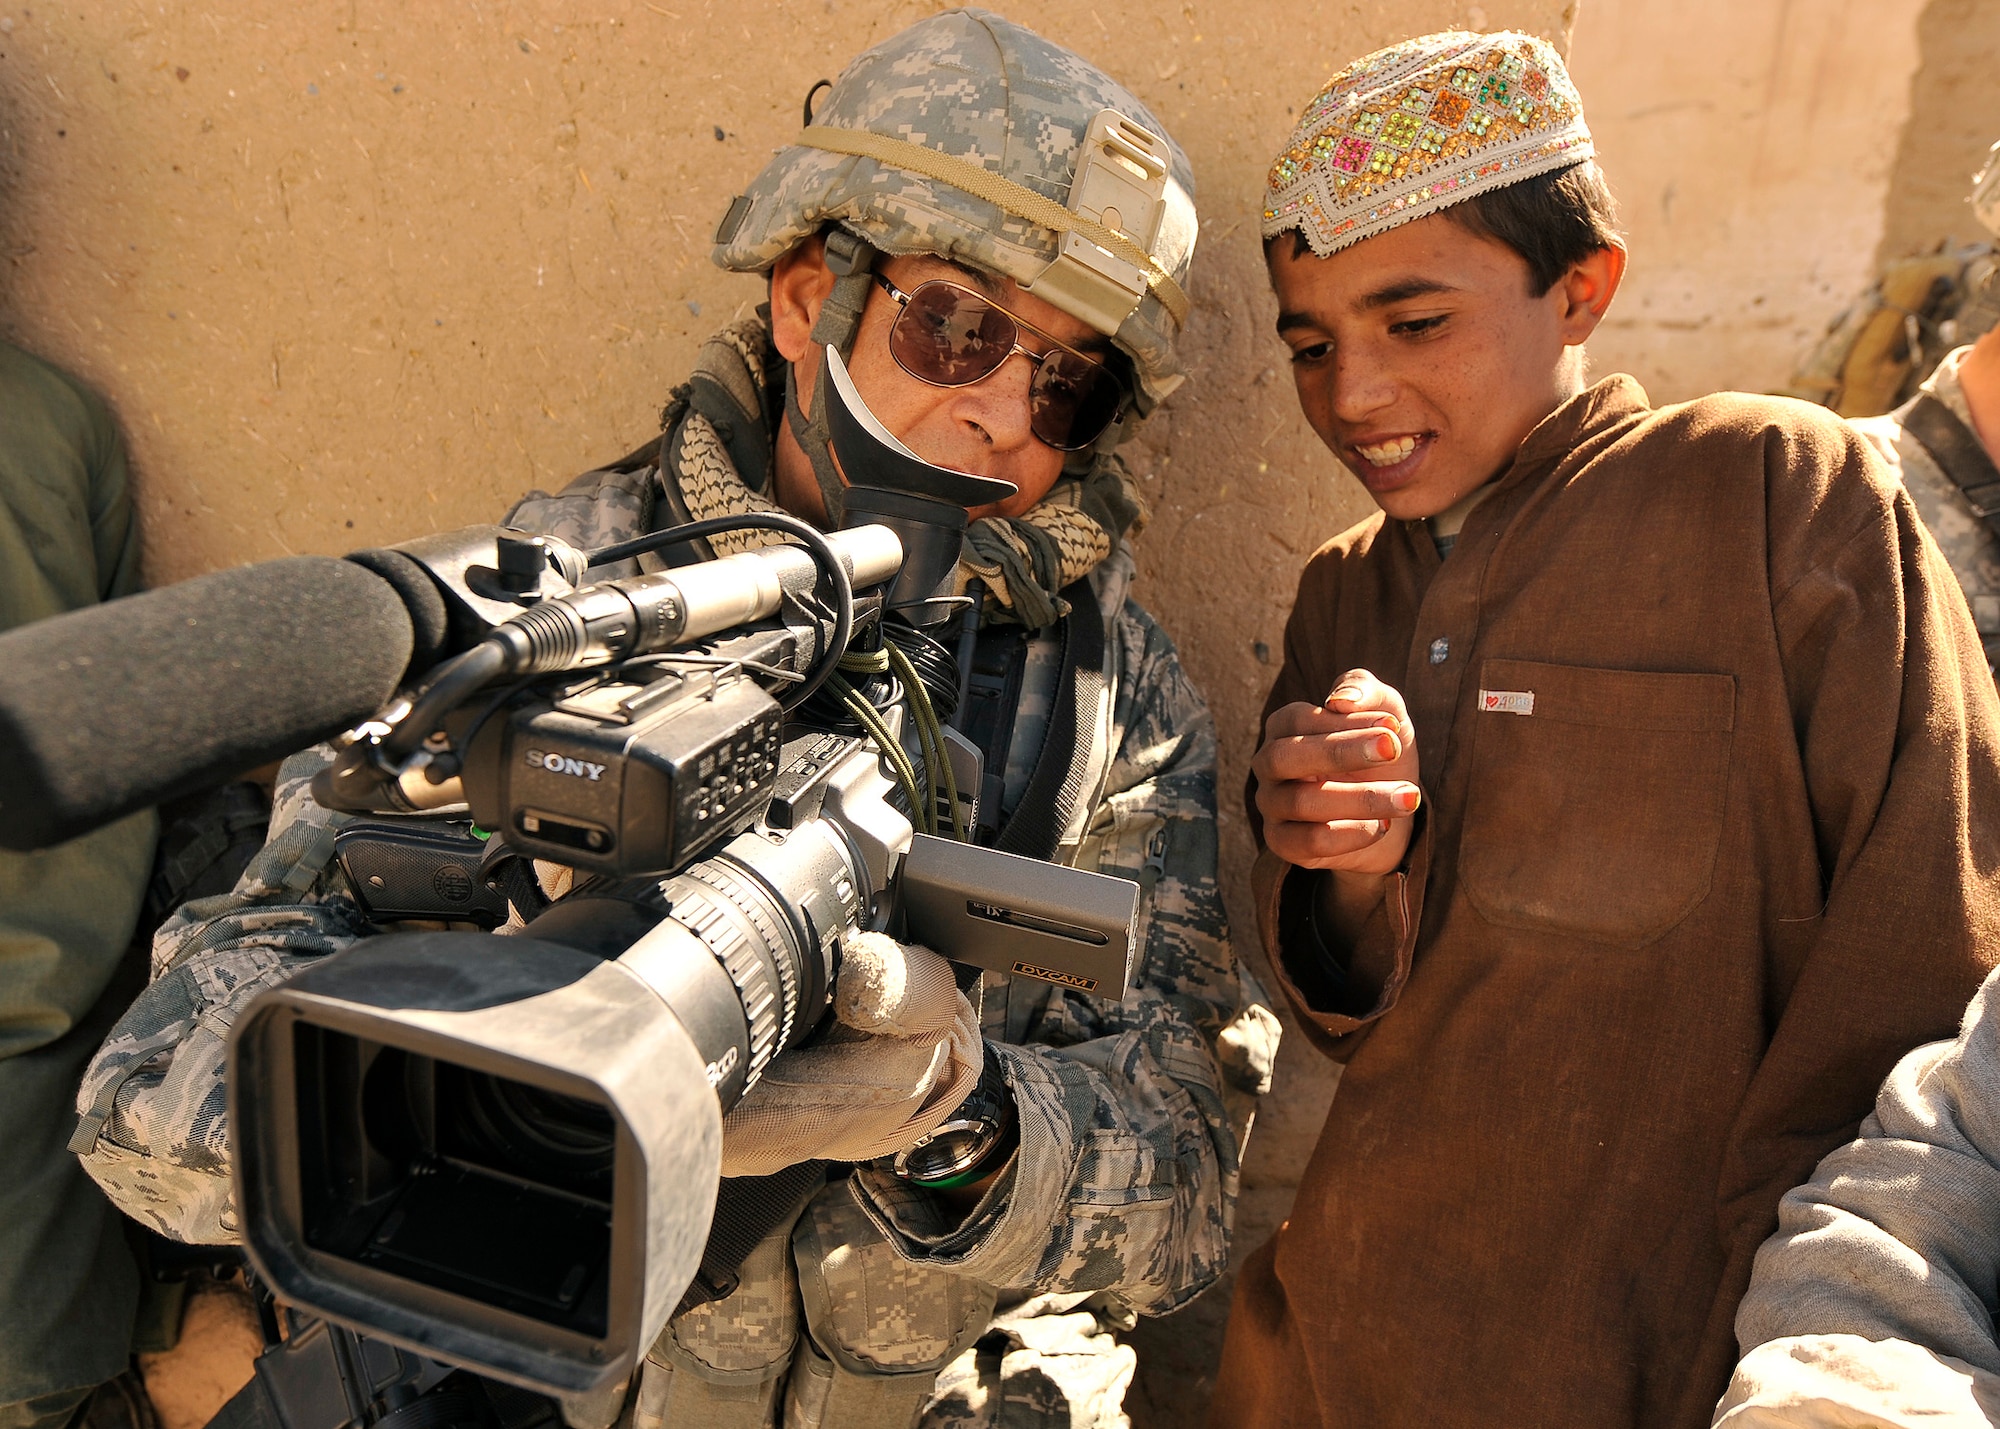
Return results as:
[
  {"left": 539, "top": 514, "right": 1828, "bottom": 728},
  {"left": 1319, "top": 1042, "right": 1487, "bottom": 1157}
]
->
[{"left": 1263, "top": 30, "right": 1593, "bottom": 258}]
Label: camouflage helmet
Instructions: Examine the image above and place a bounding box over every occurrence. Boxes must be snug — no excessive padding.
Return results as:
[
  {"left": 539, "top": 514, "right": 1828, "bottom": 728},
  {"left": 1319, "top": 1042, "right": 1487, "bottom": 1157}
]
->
[{"left": 712, "top": 8, "right": 1197, "bottom": 415}]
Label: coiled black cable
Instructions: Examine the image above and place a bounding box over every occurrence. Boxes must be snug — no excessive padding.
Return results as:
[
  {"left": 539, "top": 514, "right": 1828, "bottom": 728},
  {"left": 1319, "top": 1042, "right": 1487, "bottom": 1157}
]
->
[
  {"left": 587, "top": 512, "right": 855, "bottom": 714},
  {"left": 383, "top": 512, "right": 859, "bottom": 766},
  {"left": 883, "top": 621, "right": 962, "bottom": 723}
]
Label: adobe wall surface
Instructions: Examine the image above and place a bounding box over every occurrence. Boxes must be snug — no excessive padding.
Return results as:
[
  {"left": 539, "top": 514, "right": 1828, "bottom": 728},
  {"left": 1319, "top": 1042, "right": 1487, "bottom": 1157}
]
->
[
  {"left": 10, "top": 0, "right": 1983, "bottom": 1424},
  {"left": 1877, "top": 0, "right": 2000, "bottom": 264},
  {"left": 1568, "top": 0, "right": 1927, "bottom": 402}
]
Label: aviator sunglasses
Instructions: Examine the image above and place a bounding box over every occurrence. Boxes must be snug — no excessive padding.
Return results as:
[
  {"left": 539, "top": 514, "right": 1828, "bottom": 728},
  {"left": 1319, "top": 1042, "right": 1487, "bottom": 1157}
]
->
[{"left": 873, "top": 273, "right": 1128, "bottom": 452}]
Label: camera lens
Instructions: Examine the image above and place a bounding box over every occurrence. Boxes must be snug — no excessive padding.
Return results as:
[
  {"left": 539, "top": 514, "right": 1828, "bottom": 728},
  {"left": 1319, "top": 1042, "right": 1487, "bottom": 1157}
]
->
[{"left": 441, "top": 1066, "right": 616, "bottom": 1199}]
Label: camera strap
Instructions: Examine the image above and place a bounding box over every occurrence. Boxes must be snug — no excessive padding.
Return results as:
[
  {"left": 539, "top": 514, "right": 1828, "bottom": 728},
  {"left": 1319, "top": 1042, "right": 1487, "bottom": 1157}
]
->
[
  {"left": 674, "top": 1161, "right": 827, "bottom": 1315},
  {"left": 1902, "top": 393, "right": 2000, "bottom": 668},
  {"left": 995, "top": 580, "right": 1106, "bottom": 863}
]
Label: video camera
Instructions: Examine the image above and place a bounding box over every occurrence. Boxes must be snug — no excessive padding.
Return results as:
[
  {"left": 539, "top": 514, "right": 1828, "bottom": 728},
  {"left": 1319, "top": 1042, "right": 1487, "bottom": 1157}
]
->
[{"left": 218, "top": 350, "right": 1139, "bottom": 1420}]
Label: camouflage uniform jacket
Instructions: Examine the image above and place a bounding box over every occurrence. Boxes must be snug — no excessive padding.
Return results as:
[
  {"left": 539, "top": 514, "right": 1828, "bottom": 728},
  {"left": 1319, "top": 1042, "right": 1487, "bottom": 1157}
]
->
[
  {"left": 1850, "top": 346, "right": 2000, "bottom": 660},
  {"left": 74, "top": 322, "right": 1278, "bottom": 1334}
]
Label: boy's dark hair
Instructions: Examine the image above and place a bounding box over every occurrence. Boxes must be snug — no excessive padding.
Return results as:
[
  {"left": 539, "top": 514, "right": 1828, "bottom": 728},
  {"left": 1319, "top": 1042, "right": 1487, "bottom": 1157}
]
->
[{"left": 1281, "top": 160, "right": 1622, "bottom": 295}]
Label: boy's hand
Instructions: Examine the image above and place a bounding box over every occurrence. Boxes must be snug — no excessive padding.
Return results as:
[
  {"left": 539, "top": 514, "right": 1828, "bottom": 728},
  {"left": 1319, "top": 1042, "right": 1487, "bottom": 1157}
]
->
[{"left": 1252, "top": 668, "right": 1421, "bottom": 877}]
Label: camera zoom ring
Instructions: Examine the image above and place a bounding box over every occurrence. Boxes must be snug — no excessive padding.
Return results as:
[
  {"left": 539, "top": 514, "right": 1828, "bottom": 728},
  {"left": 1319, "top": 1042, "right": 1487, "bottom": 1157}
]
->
[
  {"left": 685, "top": 864, "right": 800, "bottom": 1060},
  {"left": 668, "top": 883, "right": 780, "bottom": 1081}
]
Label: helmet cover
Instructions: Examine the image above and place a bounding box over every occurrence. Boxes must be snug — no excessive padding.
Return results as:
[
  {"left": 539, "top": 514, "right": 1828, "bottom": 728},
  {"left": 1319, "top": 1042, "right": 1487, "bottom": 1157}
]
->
[{"left": 712, "top": 8, "right": 1197, "bottom": 413}]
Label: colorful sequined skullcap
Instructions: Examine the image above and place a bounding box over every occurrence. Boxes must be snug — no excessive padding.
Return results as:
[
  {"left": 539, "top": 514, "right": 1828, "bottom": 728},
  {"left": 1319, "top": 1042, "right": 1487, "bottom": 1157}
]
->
[
  {"left": 1972, "top": 139, "right": 2000, "bottom": 242},
  {"left": 1263, "top": 30, "right": 1594, "bottom": 259}
]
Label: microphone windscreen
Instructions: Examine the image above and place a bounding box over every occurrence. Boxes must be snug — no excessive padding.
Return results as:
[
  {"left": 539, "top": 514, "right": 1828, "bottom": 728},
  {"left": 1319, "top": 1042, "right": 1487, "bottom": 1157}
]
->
[
  {"left": 341, "top": 547, "right": 452, "bottom": 673},
  {"left": 0, "top": 556, "right": 414, "bottom": 850}
]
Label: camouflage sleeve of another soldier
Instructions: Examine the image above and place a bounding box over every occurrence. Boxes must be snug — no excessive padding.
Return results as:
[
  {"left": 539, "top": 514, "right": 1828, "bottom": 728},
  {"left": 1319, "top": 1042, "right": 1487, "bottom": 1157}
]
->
[
  {"left": 851, "top": 586, "right": 1282, "bottom": 1316},
  {"left": 70, "top": 745, "right": 369, "bottom": 1243}
]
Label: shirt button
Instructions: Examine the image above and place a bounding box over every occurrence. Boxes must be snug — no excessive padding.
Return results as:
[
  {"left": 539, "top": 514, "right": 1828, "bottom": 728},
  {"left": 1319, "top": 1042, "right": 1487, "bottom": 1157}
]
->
[{"left": 1429, "top": 637, "right": 1450, "bottom": 665}]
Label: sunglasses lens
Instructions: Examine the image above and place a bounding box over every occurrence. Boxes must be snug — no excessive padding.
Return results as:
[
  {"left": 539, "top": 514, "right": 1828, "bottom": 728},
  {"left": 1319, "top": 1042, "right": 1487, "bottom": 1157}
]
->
[
  {"left": 885, "top": 278, "right": 1126, "bottom": 452},
  {"left": 1030, "top": 351, "right": 1125, "bottom": 451},
  {"left": 891, "top": 282, "right": 1016, "bottom": 386}
]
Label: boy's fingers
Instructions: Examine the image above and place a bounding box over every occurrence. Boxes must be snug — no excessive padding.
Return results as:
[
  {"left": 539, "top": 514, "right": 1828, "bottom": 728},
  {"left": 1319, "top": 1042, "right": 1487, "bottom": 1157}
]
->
[
  {"left": 1266, "top": 818, "right": 1394, "bottom": 866},
  {"left": 1255, "top": 728, "right": 1405, "bottom": 783},
  {"left": 1322, "top": 671, "right": 1417, "bottom": 751},
  {"left": 1265, "top": 702, "right": 1401, "bottom": 742},
  {"left": 1325, "top": 669, "right": 1393, "bottom": 712},
  {"left": 1259, "top": 779, "right": 1422, "bottom": 825}
]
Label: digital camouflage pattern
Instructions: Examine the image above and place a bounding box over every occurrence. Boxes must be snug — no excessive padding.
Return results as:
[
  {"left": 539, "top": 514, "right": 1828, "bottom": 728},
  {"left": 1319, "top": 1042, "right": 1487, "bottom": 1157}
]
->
[
  {"left": 1849, "top": 346, "right": 2000, "bottom": 660},
  {"left": 630, "top": 1205, "right": 804, "bottom": 1429},
  {"left": 73, "top": 310, "right": 1277, "bottom": 1423},
  {"left": 71, "top": 750, "right": 363, "bottom": 1243},
  {"left": 712, "top": 7, "right": 1197, "bottom": 414},
  {"left": 926, "top": 1293, "right": 1138, "bottom": 1429},
  {"left": 794, "top": 1184, "right": 995, "bottom": 1374}
]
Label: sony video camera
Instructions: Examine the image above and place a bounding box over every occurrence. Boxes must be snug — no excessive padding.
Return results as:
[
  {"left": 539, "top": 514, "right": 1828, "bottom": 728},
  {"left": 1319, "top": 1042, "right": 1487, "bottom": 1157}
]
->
[{"left": 222, "top": 350, "right": 1138, "bottom": 1412}]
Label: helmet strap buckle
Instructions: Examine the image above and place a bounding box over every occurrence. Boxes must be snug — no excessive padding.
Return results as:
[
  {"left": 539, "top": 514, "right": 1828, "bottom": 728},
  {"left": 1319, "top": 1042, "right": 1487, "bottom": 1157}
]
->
[{"left": 808, "top": 229, "right": 877, "bottom": 357}]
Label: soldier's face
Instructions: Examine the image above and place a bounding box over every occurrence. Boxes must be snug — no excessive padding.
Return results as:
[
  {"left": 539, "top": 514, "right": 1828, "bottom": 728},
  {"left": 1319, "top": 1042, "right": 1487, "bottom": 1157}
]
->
[
  {"left": 772, "top": 242, "right": 1103, "bottom": 525},
  {"left": 1268, "top": 214, "right": 1622, "bottom": 522}
]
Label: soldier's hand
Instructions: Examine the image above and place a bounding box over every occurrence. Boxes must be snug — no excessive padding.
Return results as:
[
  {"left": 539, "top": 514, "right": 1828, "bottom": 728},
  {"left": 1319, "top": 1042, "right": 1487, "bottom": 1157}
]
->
[
  {"left": 717, "top": 931, "right": 980, "bottom": 1178},
  {"left": 1253, "top": 668, "right": 1420, "bottom": 877}
]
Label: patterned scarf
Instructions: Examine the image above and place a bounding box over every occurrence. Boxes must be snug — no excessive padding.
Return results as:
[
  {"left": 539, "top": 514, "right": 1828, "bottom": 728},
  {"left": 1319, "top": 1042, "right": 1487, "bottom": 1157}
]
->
[{"left": 667, "top": 316, "right": 1148, "bottom": 630}]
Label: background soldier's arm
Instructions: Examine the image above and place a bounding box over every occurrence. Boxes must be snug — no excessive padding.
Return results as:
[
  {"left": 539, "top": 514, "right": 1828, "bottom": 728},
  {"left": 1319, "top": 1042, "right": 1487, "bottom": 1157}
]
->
[{"left": 70, "top": 744, "right": 368, "bottom": 1244}]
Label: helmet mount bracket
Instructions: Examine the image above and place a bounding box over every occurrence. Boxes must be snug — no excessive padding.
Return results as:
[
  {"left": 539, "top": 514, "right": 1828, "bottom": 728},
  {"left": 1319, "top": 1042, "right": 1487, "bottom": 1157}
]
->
[{"left": 1022, "top": 110, "right": 1173, "bottom": 337}]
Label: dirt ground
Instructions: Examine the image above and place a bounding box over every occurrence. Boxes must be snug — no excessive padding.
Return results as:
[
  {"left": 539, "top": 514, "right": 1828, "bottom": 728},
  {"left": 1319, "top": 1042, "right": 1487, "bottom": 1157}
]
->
[{"left": 138, "top": 1282, "right": 258, "bottom": 1429}]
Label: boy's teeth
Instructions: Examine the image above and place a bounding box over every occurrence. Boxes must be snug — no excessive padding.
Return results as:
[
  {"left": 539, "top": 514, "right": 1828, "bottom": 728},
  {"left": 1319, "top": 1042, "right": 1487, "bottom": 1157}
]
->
[{"left": 1357, "top": 435, "right": 1418, "bottom": 467}]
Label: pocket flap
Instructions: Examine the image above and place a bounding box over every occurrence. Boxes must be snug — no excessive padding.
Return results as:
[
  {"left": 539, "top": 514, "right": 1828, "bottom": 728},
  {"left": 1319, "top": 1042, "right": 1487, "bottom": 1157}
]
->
[
  {"left": 1461, "top": 660, "right": 1737, "bottom": 947},
  {"left": 1479, "top": 658, "right": 1736, "bottom": 734}
]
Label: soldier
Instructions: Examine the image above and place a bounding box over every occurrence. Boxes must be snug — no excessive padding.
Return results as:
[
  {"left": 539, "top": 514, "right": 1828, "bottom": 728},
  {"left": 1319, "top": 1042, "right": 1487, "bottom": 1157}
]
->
[
  {"left": 0, "top": 342, "right": 157, "bottom": 1429},
  {"left": 1844, "top": 140, "right": 2000, "bottom": 674},
  {"left": 69, "top": 11, "right": 1278, "bottom": 1429}
]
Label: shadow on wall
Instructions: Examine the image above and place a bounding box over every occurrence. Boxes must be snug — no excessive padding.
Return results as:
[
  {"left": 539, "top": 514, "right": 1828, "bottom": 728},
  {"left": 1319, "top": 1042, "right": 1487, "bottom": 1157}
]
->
[
  {"left": 1876, "top": 0, "right": 2000, "bottom": 264},
  {"left": 1566, "top": 0, "right": 1932, "bottom": 403}
]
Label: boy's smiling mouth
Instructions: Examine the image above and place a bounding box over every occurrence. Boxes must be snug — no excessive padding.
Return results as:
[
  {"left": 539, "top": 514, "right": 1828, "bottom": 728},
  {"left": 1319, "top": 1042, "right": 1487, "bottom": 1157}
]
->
[
  {"left": 1348, "top": 432, "right": 1435, "bottom": 490},
  {"left": 1354, "top": 434, "right": 1423, "bottom": 467}
]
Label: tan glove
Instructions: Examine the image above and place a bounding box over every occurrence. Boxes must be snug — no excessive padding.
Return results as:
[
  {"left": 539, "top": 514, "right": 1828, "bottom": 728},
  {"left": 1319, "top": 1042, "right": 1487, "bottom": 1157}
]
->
[{"left": 717, "top": 930, "right": 982, "bottom": 1178}]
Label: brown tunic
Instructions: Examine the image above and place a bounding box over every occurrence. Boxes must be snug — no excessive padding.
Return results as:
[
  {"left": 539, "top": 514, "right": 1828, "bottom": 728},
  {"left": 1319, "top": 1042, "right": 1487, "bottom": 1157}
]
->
[{"left": 1213, "top": 376, "right": 2000, "bottom": 1428}]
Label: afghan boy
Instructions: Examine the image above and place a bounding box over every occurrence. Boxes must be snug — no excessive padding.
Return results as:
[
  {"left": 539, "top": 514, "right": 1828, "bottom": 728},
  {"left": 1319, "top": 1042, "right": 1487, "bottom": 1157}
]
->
[{"left": 1211, "top": 29, "right": 2000, "bottom": 1428}]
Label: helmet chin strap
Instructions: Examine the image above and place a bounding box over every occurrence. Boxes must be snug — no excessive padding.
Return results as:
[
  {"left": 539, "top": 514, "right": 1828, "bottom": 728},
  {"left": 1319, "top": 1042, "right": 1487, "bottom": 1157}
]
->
[
  {"left": 783, "top": 227, "right": 877, "bottom": 526},
  {"left": 784, "top": 351, "right": 850, "bottom": 527}
]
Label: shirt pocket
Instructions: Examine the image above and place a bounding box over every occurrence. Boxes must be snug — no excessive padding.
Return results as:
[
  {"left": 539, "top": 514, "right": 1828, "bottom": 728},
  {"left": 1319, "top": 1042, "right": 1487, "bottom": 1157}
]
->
[{"left": 1457, "top": 658, "right": 1736, "bottom": 948}]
